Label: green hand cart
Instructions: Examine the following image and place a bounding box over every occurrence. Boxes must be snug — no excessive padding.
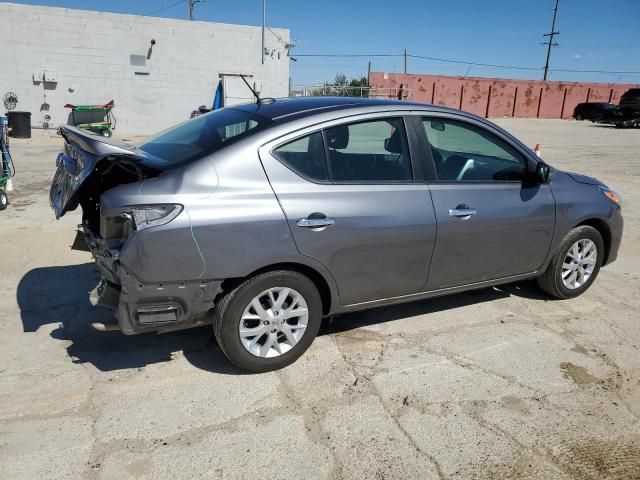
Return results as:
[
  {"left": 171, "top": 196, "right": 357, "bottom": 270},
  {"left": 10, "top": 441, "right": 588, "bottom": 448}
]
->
[{"left": 64, "top": 99, "right": 116, "bottom": 137}]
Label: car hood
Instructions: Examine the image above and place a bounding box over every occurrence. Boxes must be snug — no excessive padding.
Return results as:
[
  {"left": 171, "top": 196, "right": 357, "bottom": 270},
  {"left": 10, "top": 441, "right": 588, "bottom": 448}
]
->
[
  {"left": 566, "top": 172, "right": 605, "bottom": 186},
  {"left": 50, "top": 126, "right": 162, "bottom": 219}
]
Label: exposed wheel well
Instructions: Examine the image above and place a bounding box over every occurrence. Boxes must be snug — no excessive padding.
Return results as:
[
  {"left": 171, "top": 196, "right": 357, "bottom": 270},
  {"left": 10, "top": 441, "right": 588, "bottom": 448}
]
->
[
  {"left": 217, "top": 263, "right": 333, "bottom": 315},
  {"left": 576, "top": 218, "right": 611, "bottom": 264}
]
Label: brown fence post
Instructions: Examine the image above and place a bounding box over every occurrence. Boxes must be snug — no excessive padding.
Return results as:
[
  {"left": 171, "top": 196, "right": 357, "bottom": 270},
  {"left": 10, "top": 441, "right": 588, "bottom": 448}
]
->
[
  {"left": 537, "top": 87, "right": 544, "bottom": 118},
  {"left": 459, "top": 85, "right": 464, "bottom": 110},
  {"left": 560, "top": 88, "right": 568, "bottom": 119},
  {"left": 485, "top": 85, "right": 492, "bottom": 118},
  {"left": 512, "top": 87, "right": 518, "bottom": 117}
]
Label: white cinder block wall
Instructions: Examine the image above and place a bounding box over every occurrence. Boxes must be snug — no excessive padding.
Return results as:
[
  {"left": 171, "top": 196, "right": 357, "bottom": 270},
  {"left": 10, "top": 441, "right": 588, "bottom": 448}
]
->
[{"left": 0, "top": 3, "right": 290, "bottom": 135}]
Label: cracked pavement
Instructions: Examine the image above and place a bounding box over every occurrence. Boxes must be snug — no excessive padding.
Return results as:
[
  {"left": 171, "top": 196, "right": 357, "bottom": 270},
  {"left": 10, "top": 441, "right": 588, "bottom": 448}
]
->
[{"left": 1, "top": 119, "right": 639, "bottom": 479}]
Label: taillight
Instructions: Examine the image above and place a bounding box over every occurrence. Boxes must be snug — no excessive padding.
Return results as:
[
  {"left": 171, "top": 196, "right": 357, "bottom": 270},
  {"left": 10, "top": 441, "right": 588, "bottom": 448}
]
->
[
  {"left": 102, "top": 204, "right": 183, "bottom": 247},
  {"left": 129, "top": 204, "right": 183, "bottom": 231}
]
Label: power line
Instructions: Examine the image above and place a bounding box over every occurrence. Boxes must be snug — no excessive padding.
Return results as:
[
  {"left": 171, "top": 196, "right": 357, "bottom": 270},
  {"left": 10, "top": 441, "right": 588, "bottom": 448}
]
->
[
  {"left": 550, "top": 68, "right": 640, "bottom": 75},
  {"left": 293, "top": 52, "right": 640, "bottom": 75},
  {"left": 144, "top": 0, "right": 186, "bottom": 17},
  {"left": 295, "top": 54, "right": 400, "bottom": 58},
  {"left": 408, "top": 54, "right": 541, "bottom": 71},
  {"left": 295, "top": 53, "right": 540, "bottom": 70}
]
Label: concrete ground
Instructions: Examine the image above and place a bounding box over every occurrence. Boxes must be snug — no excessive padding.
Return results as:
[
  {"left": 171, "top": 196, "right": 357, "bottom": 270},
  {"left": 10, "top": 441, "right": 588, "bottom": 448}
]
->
[{"left": 0, "top": 119, "right": 639, "bottom": 479}]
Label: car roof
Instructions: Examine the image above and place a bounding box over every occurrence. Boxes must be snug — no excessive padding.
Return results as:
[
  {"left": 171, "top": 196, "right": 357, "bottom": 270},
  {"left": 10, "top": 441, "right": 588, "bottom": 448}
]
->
[{"left": 230, "top": 96, "right": 456, "bottom": 123}]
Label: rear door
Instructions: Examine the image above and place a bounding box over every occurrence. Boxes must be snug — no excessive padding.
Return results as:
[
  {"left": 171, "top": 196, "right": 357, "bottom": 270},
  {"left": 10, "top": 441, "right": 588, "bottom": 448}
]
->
[
  {"left": 418, "top": 116, "right": 555, "bottom": 290},
  {"left": 259, "top": 114, "right": 437, "bottom": 306}
]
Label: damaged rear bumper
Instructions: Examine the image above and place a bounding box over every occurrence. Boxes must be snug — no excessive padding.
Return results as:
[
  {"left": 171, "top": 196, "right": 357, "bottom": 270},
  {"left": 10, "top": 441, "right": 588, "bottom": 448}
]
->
[{"left": 81, "top": 226, "right": 222, "bottom": 334}]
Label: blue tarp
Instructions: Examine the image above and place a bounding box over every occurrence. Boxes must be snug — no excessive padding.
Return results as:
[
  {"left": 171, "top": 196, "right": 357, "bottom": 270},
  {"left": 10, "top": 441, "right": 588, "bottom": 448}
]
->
[{"left": 213, "top": 82, "right": 224, "bottom": 110}]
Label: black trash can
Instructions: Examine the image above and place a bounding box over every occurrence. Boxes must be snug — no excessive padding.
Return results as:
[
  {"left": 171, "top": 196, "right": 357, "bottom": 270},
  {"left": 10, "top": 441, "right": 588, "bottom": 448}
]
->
[{"left": 7, "top": 111, "right": 32, "bottom": 138}]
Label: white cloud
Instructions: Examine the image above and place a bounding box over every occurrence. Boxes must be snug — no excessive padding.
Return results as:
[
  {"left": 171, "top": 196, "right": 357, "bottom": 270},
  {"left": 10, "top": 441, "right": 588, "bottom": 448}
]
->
[{"left": 572, "top": 53, "right": 581, "bottom": 59}]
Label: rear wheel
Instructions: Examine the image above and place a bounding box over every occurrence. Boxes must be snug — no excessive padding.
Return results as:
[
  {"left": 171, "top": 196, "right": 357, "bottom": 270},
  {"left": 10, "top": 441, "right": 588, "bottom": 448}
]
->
[
  {"left": 102, "top": 129, "right": 112, "bottom": 137},
  {"left": 575, "top": 114, "right": 584, "bottom": 121},
  {"left": 0, "top": 189, "right": 8, "bottom": 210},
  {"left": 213, "top": 270, "right": 322, "bottom": 372},
  {"left": 537, "top": 226, "right": 603, "bottom": 299}
]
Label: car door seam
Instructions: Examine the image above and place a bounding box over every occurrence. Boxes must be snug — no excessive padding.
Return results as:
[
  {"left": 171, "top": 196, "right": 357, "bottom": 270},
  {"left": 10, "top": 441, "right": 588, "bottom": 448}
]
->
[{"left": 256, "top": 148, "right": 342, "bottom": 298}]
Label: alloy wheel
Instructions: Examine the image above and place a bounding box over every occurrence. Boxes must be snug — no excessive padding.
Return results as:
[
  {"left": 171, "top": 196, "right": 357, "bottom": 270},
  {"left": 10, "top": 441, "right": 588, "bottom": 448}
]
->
[
  {"left": 562, "top": 239, "right": 597, "bottom": 290},
  {"left": 239, "top": 287, "right": 309, "bottom": 358}
]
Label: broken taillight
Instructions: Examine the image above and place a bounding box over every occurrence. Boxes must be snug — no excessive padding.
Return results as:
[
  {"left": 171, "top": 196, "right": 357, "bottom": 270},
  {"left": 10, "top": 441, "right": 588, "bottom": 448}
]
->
[{"left": 101, "top": 204, "right": 183, "bottom": 247}]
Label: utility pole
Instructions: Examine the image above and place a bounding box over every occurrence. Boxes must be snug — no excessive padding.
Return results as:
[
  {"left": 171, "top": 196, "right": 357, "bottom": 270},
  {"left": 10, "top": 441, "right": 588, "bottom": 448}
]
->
[
  {"left": 542, "top": 0, "right": 560, "bottom": 81},
  {"left": 189, "top": 0, "right": 204, "bottom": 21},
  {"left": 367, "top": 61, "right": 371, "bottom": 84},
  {"left": 404, "top": 48, "right": 408, "bottom": 75},
  {"left": 262, "top": 0, "right": 266, "bottom": 64}
]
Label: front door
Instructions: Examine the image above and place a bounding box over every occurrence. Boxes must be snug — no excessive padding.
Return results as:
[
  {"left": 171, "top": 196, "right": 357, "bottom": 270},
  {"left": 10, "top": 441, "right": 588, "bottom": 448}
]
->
[
  {"left": 260, "top": 116, "right": 437, "bottom": 306},
  {"left": 420, "top": 117, "right": 556, "bottom": 290}
]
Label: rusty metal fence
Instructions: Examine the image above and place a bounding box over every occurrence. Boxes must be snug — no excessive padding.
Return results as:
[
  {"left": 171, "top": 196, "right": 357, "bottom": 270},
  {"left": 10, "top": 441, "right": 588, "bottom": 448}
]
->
[{"left": 368, "top": 72, "right": 640, "bottom": 119}]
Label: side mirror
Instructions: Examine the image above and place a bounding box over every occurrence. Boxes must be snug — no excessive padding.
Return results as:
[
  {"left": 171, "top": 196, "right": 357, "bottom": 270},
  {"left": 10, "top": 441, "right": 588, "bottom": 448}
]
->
[
  {"left": 430, "top": 121, "right": 445, "bottom": 132},
  {"left": 536, "top": 162, "right": 550, "bottom": 183}
]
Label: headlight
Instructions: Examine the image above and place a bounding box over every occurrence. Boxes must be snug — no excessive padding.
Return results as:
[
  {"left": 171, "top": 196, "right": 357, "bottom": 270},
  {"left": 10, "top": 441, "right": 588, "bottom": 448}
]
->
[{"left": 599, "top": 186, "right": 621, "bottom": 206}]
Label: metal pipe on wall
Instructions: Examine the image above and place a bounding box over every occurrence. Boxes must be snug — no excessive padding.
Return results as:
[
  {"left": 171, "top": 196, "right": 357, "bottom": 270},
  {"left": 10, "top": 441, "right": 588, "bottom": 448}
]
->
[{"left": 262, "top": 0, "right": 266, "bottom": 64}]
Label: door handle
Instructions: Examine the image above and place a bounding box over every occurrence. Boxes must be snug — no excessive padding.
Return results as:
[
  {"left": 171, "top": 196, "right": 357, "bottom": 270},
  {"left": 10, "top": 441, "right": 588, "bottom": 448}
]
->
[
  {"left": 449, "top": 206, "right": 477, "bottom": 219},
  {"left": 296, "top": 217, "right": 335, "bottom": 228}
]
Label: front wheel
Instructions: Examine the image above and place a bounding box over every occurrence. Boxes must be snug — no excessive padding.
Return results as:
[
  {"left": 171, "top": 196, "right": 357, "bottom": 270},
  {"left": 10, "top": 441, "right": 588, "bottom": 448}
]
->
[
  {"left": 536, "top": 226, "right": 604, "bottom": 299},
  {"left": 213, "top": 270, "right": 323, "bottom": 372},
  {"left": 0, "top": 189, "right": 8, "bottom": 210}
]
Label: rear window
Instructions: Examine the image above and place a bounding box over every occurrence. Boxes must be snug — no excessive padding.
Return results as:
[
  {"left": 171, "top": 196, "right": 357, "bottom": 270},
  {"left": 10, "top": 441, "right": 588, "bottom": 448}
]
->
[{"left": 138, "top": 108, "right": 270, "bottom": 166}]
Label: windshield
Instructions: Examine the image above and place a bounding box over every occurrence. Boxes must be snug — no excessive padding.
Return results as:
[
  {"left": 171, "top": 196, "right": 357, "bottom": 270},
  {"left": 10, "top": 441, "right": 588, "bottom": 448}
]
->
[{"left": 138, "top": 108, "right": 270, "bottom": 166}]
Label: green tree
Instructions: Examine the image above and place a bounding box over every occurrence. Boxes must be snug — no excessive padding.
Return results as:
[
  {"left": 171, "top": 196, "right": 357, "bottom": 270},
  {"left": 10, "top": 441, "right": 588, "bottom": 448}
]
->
[{"left": 310, "top": 74, "right": 369, "bottom": 97}]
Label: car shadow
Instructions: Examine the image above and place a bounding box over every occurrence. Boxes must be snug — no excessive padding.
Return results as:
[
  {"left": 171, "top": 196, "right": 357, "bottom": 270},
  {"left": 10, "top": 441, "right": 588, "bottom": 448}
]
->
[
  {"left": 18, "top": 263, "right": 551, "bottom": 374},
  {"left": 17, "top": 263, "right": 245, "bottom": 375},
  {"left": 319, "top": 281, "right": 549, "bottom": 337}
]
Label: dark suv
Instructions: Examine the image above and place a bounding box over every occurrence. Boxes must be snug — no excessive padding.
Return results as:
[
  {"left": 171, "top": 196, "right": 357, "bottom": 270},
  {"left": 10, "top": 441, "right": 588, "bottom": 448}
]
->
[
  {"left": 573, "top": 102, "right": 621, "bottom": 122},
  {"left": 619, "top": 89, "right": 640, "bottom": 117}
]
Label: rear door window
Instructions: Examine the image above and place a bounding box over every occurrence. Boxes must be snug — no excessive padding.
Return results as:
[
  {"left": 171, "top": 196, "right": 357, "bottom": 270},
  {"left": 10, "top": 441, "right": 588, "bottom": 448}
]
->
[
  {"left": 273, "top": 132, "right": 329, "bottom": 181},
  {"left": 324, "top": 118, "right": 412, "bottom": 182},
  {"left": 273, "top": 117, "right": 414, "bottom": 184}
]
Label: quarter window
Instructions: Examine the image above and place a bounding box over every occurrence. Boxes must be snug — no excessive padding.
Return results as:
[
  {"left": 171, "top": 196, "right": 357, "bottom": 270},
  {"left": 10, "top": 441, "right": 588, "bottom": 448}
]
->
[
  {"left": 423, "top": 119, "right": 526, "bottom": 182},
  {"left": 325, "top": 118, "right": 412, "bottom": 182},
  {"left": 273, "top": 131, "right": 329, "bottom": 181}
]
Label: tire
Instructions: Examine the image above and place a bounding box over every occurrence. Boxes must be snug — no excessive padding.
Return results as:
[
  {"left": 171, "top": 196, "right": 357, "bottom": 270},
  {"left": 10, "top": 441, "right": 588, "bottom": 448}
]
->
[
  {"left": 102, "top": 129, "right": 112, "bottom": 137},
  {"left": 213, "top": 270, "right": 323, "bottom": 372},
  {"left": 575, "top": 114, "right": 583, "bottom": 121},
  {"left": 536, "top": 226, "right": 604, "bottom": 299},
  {"left": 0, "top": 189, "right": 8, "bottom": 210}
]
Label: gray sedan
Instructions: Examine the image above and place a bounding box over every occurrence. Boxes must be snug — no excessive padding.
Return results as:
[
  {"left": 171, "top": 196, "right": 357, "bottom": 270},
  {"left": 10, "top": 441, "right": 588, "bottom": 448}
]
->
[{"left": 50, "top": 97, "right": 623, "bottom": 372}]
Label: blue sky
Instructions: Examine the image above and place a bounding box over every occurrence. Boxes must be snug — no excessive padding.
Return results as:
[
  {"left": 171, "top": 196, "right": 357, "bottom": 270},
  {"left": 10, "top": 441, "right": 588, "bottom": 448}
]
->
[{"left": 7, "top": 0, "right": 640, "bottom": 86}]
